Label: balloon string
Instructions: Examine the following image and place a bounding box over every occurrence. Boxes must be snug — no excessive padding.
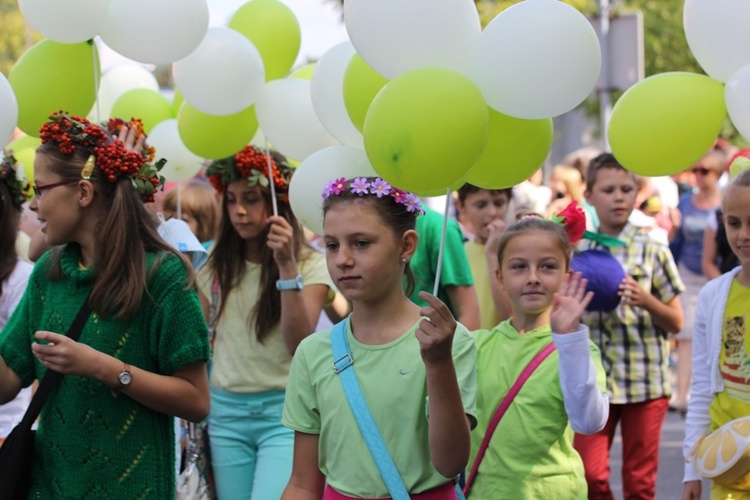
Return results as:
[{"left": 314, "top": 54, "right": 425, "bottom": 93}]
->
[
  {"left": 265, "top": 138, "right": 279, "bottom": 217},
  {"left": 433, "top": 188, "right": 451, "bottom": 296},
  {"left": 92, "top": 39, "right": 101, "bottom": 123}
]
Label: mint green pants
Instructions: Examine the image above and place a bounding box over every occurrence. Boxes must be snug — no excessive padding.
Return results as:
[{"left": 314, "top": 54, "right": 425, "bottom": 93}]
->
[{"left": 208, "top": 387, "right": 293, "bottom": 500}]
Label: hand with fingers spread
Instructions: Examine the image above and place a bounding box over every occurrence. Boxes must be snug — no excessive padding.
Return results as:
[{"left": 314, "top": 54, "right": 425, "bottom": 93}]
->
[
  {"left": 117, "top": 123, "right": 146, "bottom": 155},
  {"left": 550, "top": 272, "right": 594, "bottom": 334},
  {"left": 416, "top": 291, "right": 458, "bottom": 365},
  {"left": 267, "top": 215, "right": 296, "bottom": 268},
  {"left": 618, "top": 275, "right": 651, "bottom": 308},
  {"left": 31, "top": 331, "right": 102, "bottom": 377}
]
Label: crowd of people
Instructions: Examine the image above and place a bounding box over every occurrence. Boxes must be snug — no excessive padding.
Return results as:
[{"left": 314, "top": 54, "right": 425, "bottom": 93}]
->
[{"left": 0, "top": 113, "right": 749, "bottom": 500}]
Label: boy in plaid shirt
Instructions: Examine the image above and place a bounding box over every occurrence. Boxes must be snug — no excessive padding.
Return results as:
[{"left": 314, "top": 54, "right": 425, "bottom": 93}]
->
[{"left": 574, "top": 153, "right": 685, "bottom": 499}]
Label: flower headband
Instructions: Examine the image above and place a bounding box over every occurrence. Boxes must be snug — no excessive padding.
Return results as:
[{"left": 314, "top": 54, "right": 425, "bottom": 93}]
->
[
  {"left": 206, "top": 145, "right": 294, "bottom": 198},
  {"left": 0, "top": 151, "right": 31, "bottom": 211},
  {"left": 322, "top": 177, "right": 426, "bottom": 215},
  {"left": 39, "top": 111, "right": 166, "bottom": 203}
]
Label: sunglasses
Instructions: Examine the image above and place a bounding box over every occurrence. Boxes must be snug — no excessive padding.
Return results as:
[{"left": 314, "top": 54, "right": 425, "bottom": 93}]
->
[
  {"left": 690, "top": 167, "right": 713, "bottom": 176},
  {"left": 31, "top": 179, "right": 79, "bottom": 197}
]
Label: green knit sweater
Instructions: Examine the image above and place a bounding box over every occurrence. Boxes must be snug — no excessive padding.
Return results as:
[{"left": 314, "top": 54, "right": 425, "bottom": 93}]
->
[{"left": 0, "top": 244, "right": 211, "bottom": 499}]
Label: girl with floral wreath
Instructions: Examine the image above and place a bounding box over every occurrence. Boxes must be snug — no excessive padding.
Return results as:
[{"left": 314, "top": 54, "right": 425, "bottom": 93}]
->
[
  {"left": 0, "top": 112, "right": 211, "bottom": 498},
  {"left": 198, "top": 145, "right": 332, "bottom": 499}
]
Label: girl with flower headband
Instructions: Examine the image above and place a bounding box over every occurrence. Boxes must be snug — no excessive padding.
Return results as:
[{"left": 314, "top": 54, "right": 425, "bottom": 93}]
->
[
  {"left": 0, "top": 151, "right": 34, "bottom": 446},
  {"left": 198, "top": 145, "right": 332, "bottom": 499},
  {"left": 0, "top": 112, "right": 211, "bottom": 498},
  {"left": 464, "top": 206, "right": 609, "bottom": 499},
  {"left": 282, "top": 176, "right": 476, "bottom": 499}
]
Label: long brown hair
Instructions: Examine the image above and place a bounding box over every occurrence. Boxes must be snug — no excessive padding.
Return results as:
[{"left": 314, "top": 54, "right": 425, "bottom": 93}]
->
[
  {"left": 0, "top": 183, "right": 21, "bottom": 299},
  {"left": 38, "top": 142, "right": 192, "bottom": 319},
  {"left": 208, "top": 182, "right": 308, "bottom": 344}
]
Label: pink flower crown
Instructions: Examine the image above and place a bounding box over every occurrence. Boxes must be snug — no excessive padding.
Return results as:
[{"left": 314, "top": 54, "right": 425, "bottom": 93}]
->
[{"left": 322, "top": 177, "right": 425, "bottom": 215}]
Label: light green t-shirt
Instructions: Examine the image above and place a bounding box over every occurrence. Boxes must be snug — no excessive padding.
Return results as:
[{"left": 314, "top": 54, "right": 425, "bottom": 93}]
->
[
  {"left": 282, "top": 319, "right": 477, "bottom": 497},
  {"left": 465, "top": 240, "right": 500, "bottom": 330},
  {"left": 197, "top": 248, "right": 331, "bottom": 393},
  {"left": 469, "top": 321, "right": 606, "bottom": 500}
]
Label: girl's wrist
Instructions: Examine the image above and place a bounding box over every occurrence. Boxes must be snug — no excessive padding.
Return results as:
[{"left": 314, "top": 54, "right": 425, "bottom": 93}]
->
[{"left": 277, "top": 261, "right": 299, "bottom": 279}]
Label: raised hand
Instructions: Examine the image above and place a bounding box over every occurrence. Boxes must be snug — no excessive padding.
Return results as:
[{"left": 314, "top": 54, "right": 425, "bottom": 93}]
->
[
  {"left": 416, "top": 291, "right": 458, "bottom": 365},
  {"left": 31, "top": 331, "right": 100, "bottom": 377},
  {"left": 550, "top": 272, "right": 594, "bottom": 335},
  {"left": 484, "top": 218, "right": 507, "bottom": 261},
  {"left": 117, "top": 123, "right": 146, "bottom": 154},
  {"left": 267, "top": 215, "right": 296, "bottom": 268}
]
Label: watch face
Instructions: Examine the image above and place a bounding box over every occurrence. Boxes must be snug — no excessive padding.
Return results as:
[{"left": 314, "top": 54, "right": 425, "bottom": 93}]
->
[{"left": 119, "top": 371, "right": 132, "bottom": 386}]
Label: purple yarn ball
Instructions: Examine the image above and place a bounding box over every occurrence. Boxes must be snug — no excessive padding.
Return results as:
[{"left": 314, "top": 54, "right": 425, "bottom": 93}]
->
[{"left": 570, "top": 249, "right": 625, "bottom": 312}]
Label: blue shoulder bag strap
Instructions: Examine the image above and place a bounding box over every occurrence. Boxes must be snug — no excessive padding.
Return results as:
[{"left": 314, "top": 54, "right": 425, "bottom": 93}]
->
[{"left": 331, "top": 319, "right": 466, "bottom": 500}]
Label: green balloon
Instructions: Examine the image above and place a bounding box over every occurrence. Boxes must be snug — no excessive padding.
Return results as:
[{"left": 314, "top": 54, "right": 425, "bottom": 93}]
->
[
  {"left": 289, "top": 63, "right": 315, "bottom": 80},
  {"left": 7, "top": 135, "right": 41, "bottom": 153},
  {"left": 177, "top": 102, "right": 258, "bottom": 160},
  {"left": 228, "top": 0, "right": 301, "bottom": 82},
  {"left": 608, "top": 72, "right": 726, "bottom": 176},
  {"left": 343, "top": 54, "right": 389, "bottom": 133},
  {"left": 465, "top": 109, "right": 553, "bottom": 189},
  {"left": 364, "top": 68, "right": 489, "bottom": 196},
  {"left": 111, "top": 89, "right": 175, "bottom": 133},
  {"left": 172, "top": 89, "right": 184, "bottom": 115},
  {"left": 9, "top": 40, "right": 99, "bottom": 137}
]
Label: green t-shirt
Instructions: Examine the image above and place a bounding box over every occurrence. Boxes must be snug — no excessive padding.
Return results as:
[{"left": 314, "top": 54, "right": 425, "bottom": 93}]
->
[
  {"left": 282, "top": 319, "right": 477, "bottom": 497},
  {"left": 408, "top": 206, "right": 474, "bottom": 314},
  {"left": 0, "top": 244, "right": 211, "bottom": 499},
  {"left": 469, "top": 321, "right": 606, "bottom": 500}
]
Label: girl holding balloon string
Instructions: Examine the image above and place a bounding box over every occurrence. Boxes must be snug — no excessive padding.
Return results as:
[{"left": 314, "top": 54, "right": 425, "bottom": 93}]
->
[
  {"left": 0, "top": 112, "right": 211, "bottom": 498},
  {"left": 198, "top": 145, "right": 332, "bottom": 500},
  {"left": 282, "top": 176, "right": 477, "bottom": 500}
]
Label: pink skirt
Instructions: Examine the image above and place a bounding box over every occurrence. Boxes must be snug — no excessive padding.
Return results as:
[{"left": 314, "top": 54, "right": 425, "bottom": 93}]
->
[{"left": 323, "top": 482, "right": 458, "bottom": 500}]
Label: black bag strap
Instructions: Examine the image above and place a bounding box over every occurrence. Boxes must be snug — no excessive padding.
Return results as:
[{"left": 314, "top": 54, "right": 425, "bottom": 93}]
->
[{"left": 18, "top": 297, "right": 93, "bottom": 427}]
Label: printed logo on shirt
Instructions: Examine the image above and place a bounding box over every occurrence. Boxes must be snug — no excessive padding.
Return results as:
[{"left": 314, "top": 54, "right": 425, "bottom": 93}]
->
[
  {"left": 722, "top": 315, "right": 750, "bottom": 402},
  {"left": 399, "top": 369, "right": 415, "bottom": 375}
]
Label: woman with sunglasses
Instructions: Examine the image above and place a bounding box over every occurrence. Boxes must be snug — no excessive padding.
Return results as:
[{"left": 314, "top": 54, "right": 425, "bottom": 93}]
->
[{"left": 668, "top": 150, "right": 727, "bottom": 415}]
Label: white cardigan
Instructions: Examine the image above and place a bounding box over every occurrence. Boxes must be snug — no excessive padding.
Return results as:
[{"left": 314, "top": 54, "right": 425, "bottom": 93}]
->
[{"left": 683, "top": 267, "right": 743, "bottom": 482}]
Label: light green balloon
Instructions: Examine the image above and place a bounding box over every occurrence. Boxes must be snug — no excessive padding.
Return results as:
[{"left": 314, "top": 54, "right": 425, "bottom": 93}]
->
[
  {"left": 364, "top": 68, "right": 489, "bottom": 196},
  {"left": 172, "top": 89, "right": 184, "bottom": 115},
  {"left": 289, "top": 63, "right": 315, "bottom": 81},
  {"left": 228, "top": 0, "right": 301, "bottom": 82},
  {"left": 7, "top": 135, "right": 41, "bottom": 153},
  {"left": 343, "top": 54, "right": 389, "bottom": 133},
  {"left": 465, "top": 109, "right": 553, "bottom": 189},
  {"left": 177, "top": 102, "right": 258, "bottom": 160},
  {"left": 9, "top": 40, "right": 99, "bottom": 137},
  {"left": 608, "top": 72, "right": 726, "bottom": 176},
  {"left": 111, "top": 89, "right": 175, "bottom": 133}
]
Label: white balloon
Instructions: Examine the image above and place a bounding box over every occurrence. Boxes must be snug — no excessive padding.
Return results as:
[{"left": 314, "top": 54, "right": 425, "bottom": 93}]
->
[
  {"left": 471, "top": 0, "right": 601, "bottom": 119},
  {"left": 173, "top": 27, "right": 265, "bottom": 116},
  {"left": 0, "top": 73, "right": 18, "bottom": 148},
  {"left": 684, "top": 0, "right": 750, "bottom": 83},
  {"left": 148, "top": 119, "right": 204, "bottom": 182},
  {"left": 726, "top": 63, "right": 750, "bottom": 142},
  {"left": 289, "top": 146, "right": 377, "bottom": 235},
  {"left": 90, "top": 65, "right": 159, "bottom": 122},
  {"left": 100, "top": 0, "right": 208, "bottom": 65},
  {"left": 344, "top": 0, "right": 480, "bottom": 79},
  {"left": 19, "top": 0, "right": 110, "bottom": 44},
  {"left": 311, "top": 42, "right": 363, "bottom": 148},
  {"left": 255, "top": 79, "right": 340, "bottom": 162}
]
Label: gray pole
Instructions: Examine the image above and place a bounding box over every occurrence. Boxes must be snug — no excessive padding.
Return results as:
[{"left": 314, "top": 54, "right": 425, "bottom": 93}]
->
[{"left": 599, "top": 0, "right": 611, "bottom": 151}]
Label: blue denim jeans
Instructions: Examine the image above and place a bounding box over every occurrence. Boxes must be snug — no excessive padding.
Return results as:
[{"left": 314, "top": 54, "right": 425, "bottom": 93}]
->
[{"left": 209, "top": 387, "right": 293, "bottom": 500}]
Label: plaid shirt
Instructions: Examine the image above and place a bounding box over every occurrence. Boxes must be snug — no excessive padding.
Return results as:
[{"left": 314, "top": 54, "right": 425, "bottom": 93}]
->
[{"left": 579, "top": 223, "right": 685, "bottom": 404}]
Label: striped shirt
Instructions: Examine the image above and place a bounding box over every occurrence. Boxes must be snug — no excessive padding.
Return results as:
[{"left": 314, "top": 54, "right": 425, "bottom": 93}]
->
[{"left": 579, "top": 223, "right": 685, "bottom": 404}]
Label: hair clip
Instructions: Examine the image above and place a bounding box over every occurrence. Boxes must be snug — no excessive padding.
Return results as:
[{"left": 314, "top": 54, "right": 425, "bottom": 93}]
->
[{"left": 81, "top": 155, "right": 95, "bottom": 180}]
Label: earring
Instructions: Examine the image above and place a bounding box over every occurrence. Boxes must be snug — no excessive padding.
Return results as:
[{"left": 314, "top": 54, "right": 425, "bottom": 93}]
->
[{"left": 401, "top": 258, "right": 407, "bottom": 264}]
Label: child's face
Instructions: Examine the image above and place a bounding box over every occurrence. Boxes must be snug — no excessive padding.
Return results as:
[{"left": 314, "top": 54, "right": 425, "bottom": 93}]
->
[
  {"left": 724, "top": 185, "right": 750, "bottom": 267},
  {"left": 323, "top": 201, "right": 412, "bottom": 303},
  {"left": 458, "top": 190, "right": 510, "bottom": 243},
  {"left": 585, "top": 168, "right": 637, "bottom": 234},
  {"left": 497, "top": 230, "right": 567, "bottom": 317},
  {"left": 225, "top": 181, "right": 269, "bottom": 240},
  {"left": 29, "top": 158, "right": 82, "bottom": 247}
]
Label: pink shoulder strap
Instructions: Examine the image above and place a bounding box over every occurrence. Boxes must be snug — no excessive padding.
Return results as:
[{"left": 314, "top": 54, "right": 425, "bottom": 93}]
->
[{"left": 463, "top": 342, "right": 557, "bottom": 496}]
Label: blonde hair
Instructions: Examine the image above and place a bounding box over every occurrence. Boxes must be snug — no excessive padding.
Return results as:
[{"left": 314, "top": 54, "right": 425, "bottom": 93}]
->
[
  {"left": 723, "top": 169, "right": 750, "bottom": 211},
  {"left": 163, "top": 181, "right": 220, "bottom": 243},
  {"left": 551, "top": 165, "right": 585, "bottom": 202},
  {"left": 496, "top": 218, "right": 572, "bottom": 269}
]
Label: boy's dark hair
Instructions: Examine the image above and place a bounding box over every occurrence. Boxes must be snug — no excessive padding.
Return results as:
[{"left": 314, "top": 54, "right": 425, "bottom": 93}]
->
[
  {"left": 585, "top": 153, "right": 637, "bottom": 192},
  {"left": 456, "top": 183, "right": 513, "bottom": 203}
]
